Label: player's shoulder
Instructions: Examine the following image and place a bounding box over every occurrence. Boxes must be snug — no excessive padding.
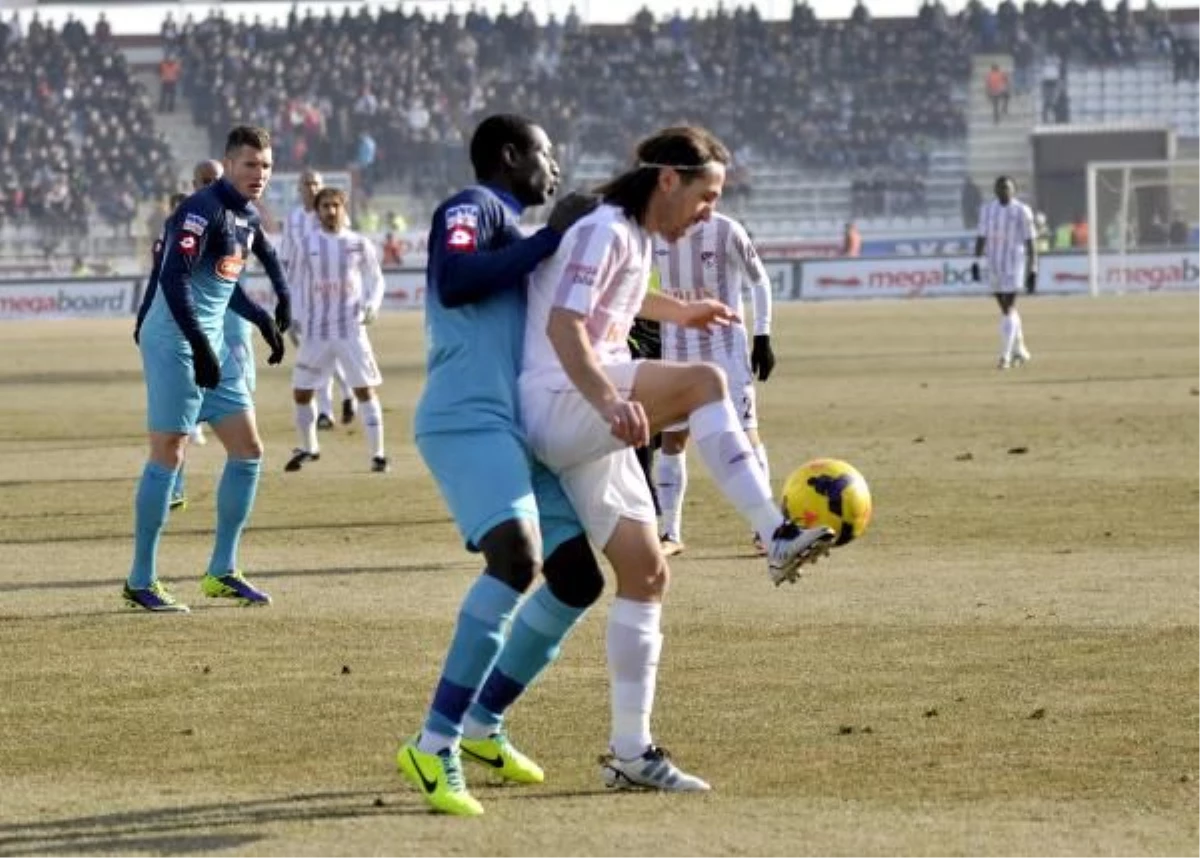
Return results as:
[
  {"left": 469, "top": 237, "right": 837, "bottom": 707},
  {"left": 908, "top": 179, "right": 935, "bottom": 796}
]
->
[
  {"left": 714, "top": 211, "right": 751, "bottom": 241},
  {"left": 573, "top": 203, "right": 636, "bottom": 242},
  {"left": 171, "top": 186, "right": 222, "bottom": 235}
]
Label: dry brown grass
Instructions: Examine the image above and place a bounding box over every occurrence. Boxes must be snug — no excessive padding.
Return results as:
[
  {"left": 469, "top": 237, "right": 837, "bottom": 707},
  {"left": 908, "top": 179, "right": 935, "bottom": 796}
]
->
[{"left": 0, "top": 294, "right": 1196, "bottom": 856}]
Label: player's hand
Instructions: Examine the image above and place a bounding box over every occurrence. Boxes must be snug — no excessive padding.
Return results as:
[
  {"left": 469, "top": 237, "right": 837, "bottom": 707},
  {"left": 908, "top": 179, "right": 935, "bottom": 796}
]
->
[
  {"left": 190, "top": 339, "right": 221, "bottom": 389},
  {"left": 274, "top": 293, "right": 292, "bottom": 333},
  {"left": 751, "top": 334, "right": 775, "bottom": 381},
  {"left": 678, "top": 298, "right": 738, "bottom": 331},
  {"left": 547, "top": 192, "right": 600, "bottom": 235},
  {"left": 361, "top": 305, "right": 378, "bottom": 326},
  {"left": 971, "top": 261, "right": 982, "bottom": 283},
  {"left": 601, "top": 398, "right": 650, "bottom": 449},
  {"left": 1025, "top": 270, "right": 1038, "bottom": 294},
  {"left": 257, "top": 320, "right": 286, "bottom": 366}
]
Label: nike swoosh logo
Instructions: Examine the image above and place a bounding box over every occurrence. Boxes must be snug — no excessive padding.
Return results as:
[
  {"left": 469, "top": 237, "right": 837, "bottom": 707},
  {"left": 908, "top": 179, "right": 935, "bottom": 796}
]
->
[
  {"left": 407, "top": 749, "right": 439, "bottom": 793},
  {"left": 462, "top": 746, "right": 504, "bottom": 769}
]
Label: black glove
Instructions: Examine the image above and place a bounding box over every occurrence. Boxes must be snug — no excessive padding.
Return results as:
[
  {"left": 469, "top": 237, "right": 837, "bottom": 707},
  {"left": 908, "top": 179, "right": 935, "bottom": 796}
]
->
[
  {"left": 547, "top": 191, "right": 600, "bottom": 234},
  {"left": 258, "top": 319, "right": 286, "bottom": 365},
  {"left": 274, "top": 293, "right": 291, "bottom": 333},
  {"left": 751, "top": 334, "right": 775, "bottom": 382},
  {"left": 970, "top": 261, "right": 982, "bottom": 283},
  {"left": 190, "top": 338, "right": 221, "bottom": 389},
  {"left": 1025, "top": 270, "right": 1038, "bottom": 294}
]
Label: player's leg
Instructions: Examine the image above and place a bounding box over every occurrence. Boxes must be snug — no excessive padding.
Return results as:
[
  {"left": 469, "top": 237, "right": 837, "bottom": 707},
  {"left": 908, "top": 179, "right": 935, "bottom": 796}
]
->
[
  {"left": 334, "top": 359, "right": 356, "bottom": 424},
  {"left": 170, "top": 448, "right": 189, "bottom": 511},
  {"left": 287, "top": 337, "right": 329, "bottom": 470},
  {"left": 654, "top": 427, "right": 689, "bottom": 555},
  {"left": 200, "top": 387, "right": 270, "bottom": 605},
  {"left": 315, "top": 370, "right": 336, "bottom": 431},
  {"left": 398, "top": 430, "right": 545, "bottom": 815},
  {"left": 339, "top": 336, "right": 385, "bottom": 471},
  {"left": 462, "top": 466, "right": 604, "bottom": 782},
  {"left": 630, "top": 361, "right": 834, "bottom": 582},
  {"left": 993, "top": 289, "right": 1021, "bottom": 368}
]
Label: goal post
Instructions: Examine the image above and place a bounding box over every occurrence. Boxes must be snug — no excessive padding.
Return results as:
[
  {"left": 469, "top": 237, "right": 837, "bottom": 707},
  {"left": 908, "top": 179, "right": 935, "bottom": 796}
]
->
[{"left": 1086, "top": 160, "right": 1200, "bottom": 296}]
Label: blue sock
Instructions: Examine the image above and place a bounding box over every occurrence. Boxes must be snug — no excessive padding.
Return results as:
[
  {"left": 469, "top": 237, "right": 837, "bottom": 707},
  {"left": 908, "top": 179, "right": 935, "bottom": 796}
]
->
[
  {"left": 207, "top": 457, "right": 261, "bottom": 576},
  {"left": 422, "top": 574, "right": 521, "bottom": 745},
  {"left": 467, "top": 585, "right": 588, "bottom": 735},
  {"left": 128, "top": 461, "right": 178, "bottom": 589},
  {"left": 173, "top": 462, "right": 187, "bottom": 499}
]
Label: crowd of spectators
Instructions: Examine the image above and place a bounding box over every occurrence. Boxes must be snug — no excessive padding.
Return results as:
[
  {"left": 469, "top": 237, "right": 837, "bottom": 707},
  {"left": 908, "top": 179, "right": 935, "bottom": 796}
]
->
[{"left": 0, "top": 11, "right": 176, "bottom": 246}]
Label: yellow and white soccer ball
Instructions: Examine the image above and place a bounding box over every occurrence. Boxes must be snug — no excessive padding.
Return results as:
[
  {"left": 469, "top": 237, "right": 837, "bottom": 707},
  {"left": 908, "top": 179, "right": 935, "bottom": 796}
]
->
[{"left": 781, "top": 458, "right": 872, "bottom": 547}]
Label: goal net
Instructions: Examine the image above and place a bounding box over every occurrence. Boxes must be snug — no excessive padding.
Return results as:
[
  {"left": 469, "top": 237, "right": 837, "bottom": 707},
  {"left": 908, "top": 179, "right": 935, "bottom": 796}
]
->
[{"left": 1086, "top": 160, "right": 1199, "bottom": 296}]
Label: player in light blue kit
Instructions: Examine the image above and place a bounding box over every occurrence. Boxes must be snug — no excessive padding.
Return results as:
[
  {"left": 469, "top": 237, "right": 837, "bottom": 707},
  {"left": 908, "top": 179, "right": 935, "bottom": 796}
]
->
[
  {"left": 395, "top": 115, "right": 603, "bottom": 816},
  {"left": 125, "top": 126, "right": 286, "bottom": 613},
  {"left": 137, "top": 159, "right": 292, "bottom": 511}
]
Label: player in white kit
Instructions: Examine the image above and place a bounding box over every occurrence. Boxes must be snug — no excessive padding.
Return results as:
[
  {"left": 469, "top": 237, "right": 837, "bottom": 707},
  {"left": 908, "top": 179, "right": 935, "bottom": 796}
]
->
[
  {"left": 280, "top": 169, "right": 356, "bottom": 425},
  {"left": 520, "top": 127, "right": 835, "bottom": 793},
  {"left": 284, "top": 187, "right": 388, "bottom": 473},
  {"left": 652, "top": 212, "right": 775, "bottom": 556},
  {"left": 971, "top": 175, "right": 1038, "bottom": 369}
]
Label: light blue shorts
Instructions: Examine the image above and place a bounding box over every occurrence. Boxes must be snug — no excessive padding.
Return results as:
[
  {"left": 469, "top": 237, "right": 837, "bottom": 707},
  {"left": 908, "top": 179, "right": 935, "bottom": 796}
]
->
[
  {"left": 417, "top": 428, "right": 583, "bottom": 557},
  {"left": 141, "top": 340, "right": 253, "bottom": 434},
  {"left": 224, "top": 337, "right": 255, "bottom": 393}
]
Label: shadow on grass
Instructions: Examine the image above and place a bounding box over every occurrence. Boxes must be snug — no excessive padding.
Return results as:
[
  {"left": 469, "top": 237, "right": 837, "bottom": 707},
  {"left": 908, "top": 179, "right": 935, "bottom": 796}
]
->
[{"left": 0, "top": 789, "right": 415, "bottom": 857}]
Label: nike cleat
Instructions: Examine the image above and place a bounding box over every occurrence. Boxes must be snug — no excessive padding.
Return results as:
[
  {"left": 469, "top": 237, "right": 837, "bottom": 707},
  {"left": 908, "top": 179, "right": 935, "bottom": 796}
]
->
[
  {"left": 201, "top": 571, "right": 272, "bottom": 606},
  {"left": 123, "top": 581, "right": 190, "bottom": 613},
  {"left": 371, "top": 455, "right": 390, "bottom": 474},
  {"left": 460, "top": 732, "right": 544, "bottom": 784},
  {"left": 396, "top": 737, "right": 484, "bottom": 817},
  {"left": 659, "top": 535, "right": 685, "bottom": 558},
  {"left": 169, "top": 494, "right": 188, "bottom": 512},
  {"left": 284, "top": 449, "right": 320, "bottom": 472},
  {"left": 316, "top": 414, "right": 335, "bottom": 431},
  {"left": 341, "top": 397, "right": 356, "bottom": 425},
  {"left": 767, "top": 521, "right": 836, "bottom": 586},
  {"left": 600, "top": 745, "right": 710, "bottom": 792}
]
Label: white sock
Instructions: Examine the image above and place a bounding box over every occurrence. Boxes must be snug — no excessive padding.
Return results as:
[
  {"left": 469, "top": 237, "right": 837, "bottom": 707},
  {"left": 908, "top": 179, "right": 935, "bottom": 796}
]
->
[
  {"left": 316, "top": 379, "right": 334, "bottom": 418},
  {"left": 689, "top": 400, "right": 782, "bottom": 544},
  {"left": 360, "top": 396, "right": 384, "bottom": 458},
  {"left": 1001, "top": 313, "right": 1017, "bottom": 357},
  {"left": 295, "top": 399, "right": 319, "bottom": 454},
  {"left": 653, "top": 451, "right": 687, "bottom": 541},
  {"left": 462, "top": 713, "right": 492, "bottom": 741},
  {"left": 607, "top": 597, "right": 662, "bottom": 760},
  {"left": 1011, "top": 309, "right": 1026, "bottom": 353},
  {"left": 416, "top": 730, "right": 457, "bottom": 755},
  {"left": 753, "top": 442, "right": 770, "bottom": 491},
  {"left": 334, "top": 362, "right": 353, "bottom": 400}
]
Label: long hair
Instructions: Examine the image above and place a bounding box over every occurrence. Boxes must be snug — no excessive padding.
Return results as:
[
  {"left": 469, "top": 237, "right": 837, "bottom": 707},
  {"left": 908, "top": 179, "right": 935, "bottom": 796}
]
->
[{"left": 596, "top": 126, "right": 730, "bottom": 223}]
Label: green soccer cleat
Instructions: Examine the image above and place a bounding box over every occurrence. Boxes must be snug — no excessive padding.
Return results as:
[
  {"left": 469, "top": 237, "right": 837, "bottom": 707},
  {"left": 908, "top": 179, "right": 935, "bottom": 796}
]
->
[
  {"left": 169, "top": 494, "right": 188, "bottom": 512},
  {"left": 123, "top": 581, "right": 190, "bottom": 613},
  {"left": 396, "top": 737, "right": 484, "bottom": 817},
  {"left": 201, "top": 571, "right": 272, "bottom": 606},
  {"left": 460, "top": 732, "right": 545, "bottom": 784}
]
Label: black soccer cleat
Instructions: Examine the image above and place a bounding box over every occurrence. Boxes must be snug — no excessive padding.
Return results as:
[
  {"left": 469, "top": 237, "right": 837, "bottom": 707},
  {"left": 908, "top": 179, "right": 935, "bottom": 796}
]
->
[
  {"left": 316, "top": 413, "right": 335, "bottom": 431},
  {"left": 284, "top": 449, "right": 320, "bottom": 472},
  {"left": 371, "top": 455, "right": 390, "bottom": 474}
]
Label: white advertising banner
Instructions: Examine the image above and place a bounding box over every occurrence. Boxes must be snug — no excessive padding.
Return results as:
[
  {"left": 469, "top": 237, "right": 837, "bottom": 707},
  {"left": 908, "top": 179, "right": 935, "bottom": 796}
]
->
[
  {"left": 0, "top": 279, "right": 136, "bottom": 320},
  {"left": 1039, "top": 252, "right": 1200, "bottom": 293}
]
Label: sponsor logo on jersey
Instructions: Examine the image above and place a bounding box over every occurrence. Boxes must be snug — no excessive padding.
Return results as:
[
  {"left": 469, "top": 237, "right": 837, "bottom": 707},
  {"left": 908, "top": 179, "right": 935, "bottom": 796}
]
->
[
  {"left": 182, "top": 213, "right": 208, "bottom": 235},
  {"left": 216, "top": 255, "right": 245, "bottom": 280},
  {"left": 444, "top": 204, "right": 480, "bottom": 252}
]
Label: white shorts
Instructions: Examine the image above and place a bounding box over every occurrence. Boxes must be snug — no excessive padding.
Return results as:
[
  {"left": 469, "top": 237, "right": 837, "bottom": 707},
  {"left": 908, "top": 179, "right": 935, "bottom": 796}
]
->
[
  {"left": 292, "top": 333, "right": 382, "bottom": 390},
  {"left": 663, "top": 358, "right": 757, "bottom": 434},
  {"left": 989, "top": 271, "right": 1021, "bottom": 294},
  {"left": 520, "top": 360, "right": 656, "bottom": 547}
]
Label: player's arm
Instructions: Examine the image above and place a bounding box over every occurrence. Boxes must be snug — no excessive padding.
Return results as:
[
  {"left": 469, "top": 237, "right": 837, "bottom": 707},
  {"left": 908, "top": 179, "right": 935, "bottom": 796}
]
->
[
  {"left": 972, "top": 203, "right": 988, "bottom": 282},
  {"left": 359, "top": 238, "right": 385, "bottom": 324},
  {"left": 250, "top": 224, "right": 291, "bottom": 331},
  {"left": 133, "top": 228, "right": 166, "bottom": 344},
  {"left": 228, "top": 284, "right": 285, "bottom": 365},
  {"left": 156, "top": 206, "right": 221, "bottom": 386},
  {"left": 732, "top": 224, "right": 775, "bottom": 381},
  {"left": 639, "top": 291, "right": 738, "bottom": 329}
]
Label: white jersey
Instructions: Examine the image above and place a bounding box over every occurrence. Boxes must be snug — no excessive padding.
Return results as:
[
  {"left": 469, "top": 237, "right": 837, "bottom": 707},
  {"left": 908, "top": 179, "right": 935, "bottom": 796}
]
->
[
  {"left": 280, "top": 205, "right": 317, "bottom": 281},
  {"left": 293, "top": 227, "right": 384, "bottom": 340},
  {"left": 653, "top": 213, "right": 771, "bottom": 364},
  {"left": 978, "top": 198, "right": 1035, "bottom": 282},
  {"left": 524, "top": 204, "right": 653, "bottom": 377}
]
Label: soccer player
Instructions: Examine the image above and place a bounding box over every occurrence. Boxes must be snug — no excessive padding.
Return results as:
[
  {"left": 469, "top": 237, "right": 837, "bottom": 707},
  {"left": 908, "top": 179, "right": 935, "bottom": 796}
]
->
[
  {"left": 971, "top": 175, "right": 1037, "bottom": 369},
  {"left": 395, "top": 114, "right": 605, "bottom": 817},
  {"left": 519, "top": 126, "right": 836, "bottom": 790},
  {"left": 279, "top": 168, "right": 355, "bottom": 427},
  {"left": 124, "top": 125, "right": 286, "bottom": 613},
  {"left": 652, "top": 212, "right": 775, "bottom": 557},
  {"left": 284, "top": 187, "right": 388, "bottom": 473}
]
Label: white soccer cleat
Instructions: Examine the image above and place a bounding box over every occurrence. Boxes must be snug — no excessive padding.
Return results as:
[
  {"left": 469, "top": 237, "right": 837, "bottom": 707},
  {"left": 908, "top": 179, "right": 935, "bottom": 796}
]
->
[
  {"left": 996, "top": 355, "right": 1012, "bottom": 370},
  {"left": 767, "top": 521, "right": 836, "bottom": 586},
  {"left": 1011, "top": 348, "right": 1032, "bottom": 367},
  {"left": 600, "top": 746, "right": 711, "bottom": 792}
]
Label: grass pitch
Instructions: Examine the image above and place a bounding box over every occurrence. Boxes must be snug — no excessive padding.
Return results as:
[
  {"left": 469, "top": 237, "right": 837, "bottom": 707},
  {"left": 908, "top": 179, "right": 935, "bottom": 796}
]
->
[{"left": 0, "top": 293, "right": 1196, "bottom": 856}]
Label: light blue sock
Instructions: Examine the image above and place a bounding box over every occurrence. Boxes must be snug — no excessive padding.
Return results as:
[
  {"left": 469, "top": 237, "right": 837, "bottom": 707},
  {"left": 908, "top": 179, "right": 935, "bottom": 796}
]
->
[
  {"left": 421, "top": 574, "right": 521, "bottom": 747},
  {"left": 467, "top": 585, "right": 588, "bottom": 734},
  {"left": 128, "top": 461, "right": 178, "bottom": 589},
  {"left": 173, "top": 462, "right": 187, "bottom": 499},
  {"left": 207, "top": 457, "right": 261, "bottom": 576}
]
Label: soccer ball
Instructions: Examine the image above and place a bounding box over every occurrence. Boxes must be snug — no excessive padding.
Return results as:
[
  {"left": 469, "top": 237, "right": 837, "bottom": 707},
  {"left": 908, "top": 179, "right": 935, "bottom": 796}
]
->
[{"left": 780, "top": 458, "right": 872, "bottom": 547}]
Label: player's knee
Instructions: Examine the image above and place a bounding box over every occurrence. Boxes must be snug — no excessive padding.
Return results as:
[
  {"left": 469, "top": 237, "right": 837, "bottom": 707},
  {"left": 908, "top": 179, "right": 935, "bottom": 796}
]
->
[
  {"left": 661, "top": 430, "right": 688, "bottom": 455},
  {"left": 615, "top": 555, "right": 669, "bottom": 601},
  {"left": 543, "top": 534, "right": 605, "bottom": 609},
  {"left": 479, "top": 521, "right": 541, "bottom": 593},
  {"left": 691, "top": 362, "right": 728, "bottom": 404}
]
